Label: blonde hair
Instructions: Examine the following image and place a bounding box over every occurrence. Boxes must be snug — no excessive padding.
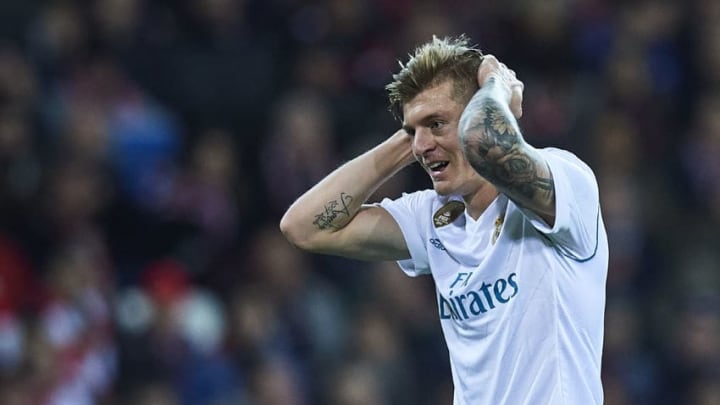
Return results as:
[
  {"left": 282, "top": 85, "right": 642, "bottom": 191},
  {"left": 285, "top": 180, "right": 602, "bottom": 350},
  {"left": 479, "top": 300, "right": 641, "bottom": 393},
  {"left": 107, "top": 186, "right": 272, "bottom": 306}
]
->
[{"left": 386, "top": 35, "right": 483, "bottom": 119}]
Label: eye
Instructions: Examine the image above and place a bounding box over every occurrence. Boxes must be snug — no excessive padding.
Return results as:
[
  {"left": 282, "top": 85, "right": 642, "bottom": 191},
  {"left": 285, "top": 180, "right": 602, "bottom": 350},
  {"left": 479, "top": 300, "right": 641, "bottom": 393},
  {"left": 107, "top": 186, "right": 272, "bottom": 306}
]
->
[{"left": 430, "top": 121, "right": 445, "bottom": 130}]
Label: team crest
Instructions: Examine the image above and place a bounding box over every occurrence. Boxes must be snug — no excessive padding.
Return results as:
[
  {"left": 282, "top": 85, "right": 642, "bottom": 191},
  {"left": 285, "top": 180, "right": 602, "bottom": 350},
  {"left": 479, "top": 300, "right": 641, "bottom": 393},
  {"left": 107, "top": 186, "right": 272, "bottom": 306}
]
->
[
  {"left": 433, "top": 200, "right": 465, "bottom": 227},
  {"left": 492, "top": 213, "right": 504, "bottom": 244}
]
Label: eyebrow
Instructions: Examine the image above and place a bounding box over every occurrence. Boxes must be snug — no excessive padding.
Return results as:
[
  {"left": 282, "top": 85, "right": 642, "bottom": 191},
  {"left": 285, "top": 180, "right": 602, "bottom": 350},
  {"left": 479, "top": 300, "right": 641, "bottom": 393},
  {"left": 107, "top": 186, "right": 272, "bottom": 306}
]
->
[{"left": 403, "top": 113, "right": 446, "bottom": 133}]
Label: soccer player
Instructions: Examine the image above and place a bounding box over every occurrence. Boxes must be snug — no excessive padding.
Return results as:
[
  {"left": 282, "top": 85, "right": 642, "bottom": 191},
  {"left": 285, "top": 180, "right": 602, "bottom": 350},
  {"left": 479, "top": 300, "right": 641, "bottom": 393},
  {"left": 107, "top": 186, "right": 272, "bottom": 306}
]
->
[{"left": 280, "top": 36, "right": 608, "bottom": 404}]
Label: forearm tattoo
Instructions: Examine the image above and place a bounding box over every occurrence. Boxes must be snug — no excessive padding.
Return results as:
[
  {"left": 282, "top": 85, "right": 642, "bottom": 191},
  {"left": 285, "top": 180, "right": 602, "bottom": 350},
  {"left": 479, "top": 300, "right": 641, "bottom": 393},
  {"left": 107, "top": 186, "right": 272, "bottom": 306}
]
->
[
  {"left": 459, "top": 95, "right": 554, "bottom": 203},
  {"left": 313, "top": 192, "right": 355, "bottom": 230}
]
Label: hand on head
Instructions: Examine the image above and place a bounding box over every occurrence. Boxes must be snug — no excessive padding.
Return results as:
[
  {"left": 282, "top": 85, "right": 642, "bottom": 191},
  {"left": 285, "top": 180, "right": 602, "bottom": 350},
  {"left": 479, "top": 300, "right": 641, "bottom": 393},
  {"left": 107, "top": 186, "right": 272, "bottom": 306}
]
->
[{"left": 477, "top": 55, "right": 525, "bottom": 119}]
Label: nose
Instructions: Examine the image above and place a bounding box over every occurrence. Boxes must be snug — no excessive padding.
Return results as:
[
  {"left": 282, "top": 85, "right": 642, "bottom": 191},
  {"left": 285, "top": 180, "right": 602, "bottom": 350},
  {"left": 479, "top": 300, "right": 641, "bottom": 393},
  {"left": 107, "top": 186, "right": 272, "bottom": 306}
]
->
[{"left": 412, "top": 127, "right": 436, "bottom": 156}]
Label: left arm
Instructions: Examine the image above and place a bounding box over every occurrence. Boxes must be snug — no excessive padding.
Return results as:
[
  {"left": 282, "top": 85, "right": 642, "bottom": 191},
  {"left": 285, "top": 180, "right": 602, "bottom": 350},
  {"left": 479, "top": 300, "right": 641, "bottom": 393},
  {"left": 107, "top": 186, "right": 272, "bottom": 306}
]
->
[{"left": 458, "top": 56, "right": 556, "bottom": 225}]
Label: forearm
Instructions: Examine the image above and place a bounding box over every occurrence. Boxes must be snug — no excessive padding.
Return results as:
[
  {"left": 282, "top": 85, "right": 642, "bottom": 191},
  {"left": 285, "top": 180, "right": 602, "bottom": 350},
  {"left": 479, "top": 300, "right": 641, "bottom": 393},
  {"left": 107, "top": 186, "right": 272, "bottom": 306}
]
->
[
  {"left": 458, "top": 78, "right": 555, "bottom": 219},
  {"left": 280, "top": 130, "right": 414, "bottom": 248}
]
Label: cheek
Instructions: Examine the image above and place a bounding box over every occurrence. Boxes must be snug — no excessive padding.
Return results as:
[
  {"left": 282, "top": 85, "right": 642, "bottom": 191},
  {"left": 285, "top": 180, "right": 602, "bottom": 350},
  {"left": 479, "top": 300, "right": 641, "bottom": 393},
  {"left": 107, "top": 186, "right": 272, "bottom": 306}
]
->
[{"left": 411, "top": 143, "right": 422, "bottom": 158}]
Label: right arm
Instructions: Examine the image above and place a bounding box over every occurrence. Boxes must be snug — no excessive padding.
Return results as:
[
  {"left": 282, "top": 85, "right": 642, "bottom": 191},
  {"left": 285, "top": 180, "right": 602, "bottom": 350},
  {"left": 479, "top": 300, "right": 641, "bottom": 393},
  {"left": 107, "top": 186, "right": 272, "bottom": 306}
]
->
[{"left": 279, "top": 130, "right": 415, "bottom": 261}]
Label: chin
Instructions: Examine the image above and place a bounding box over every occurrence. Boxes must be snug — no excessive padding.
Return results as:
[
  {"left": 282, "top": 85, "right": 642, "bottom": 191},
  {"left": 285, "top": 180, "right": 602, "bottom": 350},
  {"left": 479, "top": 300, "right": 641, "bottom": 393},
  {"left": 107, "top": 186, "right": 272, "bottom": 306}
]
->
[{"left": 432, "top": 182, "right": 454, "bottom": 196}]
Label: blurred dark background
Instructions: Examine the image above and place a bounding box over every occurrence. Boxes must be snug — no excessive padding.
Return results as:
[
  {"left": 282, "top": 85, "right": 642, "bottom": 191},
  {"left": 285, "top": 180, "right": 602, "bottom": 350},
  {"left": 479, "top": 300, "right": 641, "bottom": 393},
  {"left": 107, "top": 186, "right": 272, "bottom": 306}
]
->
[{"left": 0, "top": 0, "right": 718, "bottom": 404}]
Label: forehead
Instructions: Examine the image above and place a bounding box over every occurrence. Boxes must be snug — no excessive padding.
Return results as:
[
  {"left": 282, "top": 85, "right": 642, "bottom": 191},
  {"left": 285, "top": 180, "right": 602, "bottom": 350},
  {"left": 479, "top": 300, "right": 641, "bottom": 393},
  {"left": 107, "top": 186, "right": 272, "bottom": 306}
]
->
[{"left": 402, "top": 80, "right": 464, "bottom": 126}]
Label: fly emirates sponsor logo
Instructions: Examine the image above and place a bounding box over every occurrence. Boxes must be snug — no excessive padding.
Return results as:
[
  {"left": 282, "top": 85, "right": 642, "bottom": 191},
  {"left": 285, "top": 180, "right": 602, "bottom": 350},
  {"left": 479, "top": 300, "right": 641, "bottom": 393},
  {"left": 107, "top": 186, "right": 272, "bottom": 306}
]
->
[{"left": 439, "top": 272, "right": 518, "bottom": 321}]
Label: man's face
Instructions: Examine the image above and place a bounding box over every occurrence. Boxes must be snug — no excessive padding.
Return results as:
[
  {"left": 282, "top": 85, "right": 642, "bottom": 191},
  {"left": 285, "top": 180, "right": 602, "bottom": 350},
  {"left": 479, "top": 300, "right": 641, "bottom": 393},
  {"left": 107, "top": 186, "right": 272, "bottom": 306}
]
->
[{"left": 402, "top": 80, "right": 485, "bottom": 196}]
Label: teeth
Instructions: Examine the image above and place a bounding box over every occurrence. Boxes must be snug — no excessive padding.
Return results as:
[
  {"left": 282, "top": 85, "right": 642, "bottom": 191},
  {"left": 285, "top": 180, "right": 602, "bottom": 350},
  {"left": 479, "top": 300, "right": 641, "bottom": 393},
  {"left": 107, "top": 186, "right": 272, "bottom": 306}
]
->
[{"left": 428, "top": 161, "right": 447, "bottom": 170}]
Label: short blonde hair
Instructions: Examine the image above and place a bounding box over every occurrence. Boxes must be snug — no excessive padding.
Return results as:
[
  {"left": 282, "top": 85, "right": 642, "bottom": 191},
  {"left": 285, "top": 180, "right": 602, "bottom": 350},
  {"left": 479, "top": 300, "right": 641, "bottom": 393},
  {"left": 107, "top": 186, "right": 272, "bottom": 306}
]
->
[{"left": 386, "top": 35, "right": 483, "bottom": 119}]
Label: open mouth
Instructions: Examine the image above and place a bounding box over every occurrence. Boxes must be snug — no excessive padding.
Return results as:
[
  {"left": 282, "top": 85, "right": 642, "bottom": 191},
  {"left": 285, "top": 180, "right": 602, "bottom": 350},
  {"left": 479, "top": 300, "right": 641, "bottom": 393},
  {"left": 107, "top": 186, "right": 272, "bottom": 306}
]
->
[{"left": 427, "top": 161, "right": 449, "bottom": 174}]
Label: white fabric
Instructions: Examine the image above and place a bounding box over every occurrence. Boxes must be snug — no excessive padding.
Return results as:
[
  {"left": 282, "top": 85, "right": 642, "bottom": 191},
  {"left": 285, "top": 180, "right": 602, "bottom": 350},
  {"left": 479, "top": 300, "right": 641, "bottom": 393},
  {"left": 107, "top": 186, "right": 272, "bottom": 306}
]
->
[{"left": 379, "top": 148, "right": 608, "bottom": 405}]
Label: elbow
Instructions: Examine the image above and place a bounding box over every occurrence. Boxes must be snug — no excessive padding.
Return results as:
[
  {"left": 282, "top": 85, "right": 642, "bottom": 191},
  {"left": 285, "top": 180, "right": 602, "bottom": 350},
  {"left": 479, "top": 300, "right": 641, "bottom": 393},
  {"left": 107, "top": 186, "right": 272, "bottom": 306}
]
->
[
  {"left": 279, "top": 213, "right": 301, "bottom": 246},
  {"left": 279, "top": 213, "right": 314, "bottom": 251}
]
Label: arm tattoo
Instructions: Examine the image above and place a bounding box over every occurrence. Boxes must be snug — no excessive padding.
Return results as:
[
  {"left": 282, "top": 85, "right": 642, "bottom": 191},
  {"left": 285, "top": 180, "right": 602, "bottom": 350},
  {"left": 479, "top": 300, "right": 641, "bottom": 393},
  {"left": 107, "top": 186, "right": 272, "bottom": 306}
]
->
[
  {"left": 313, "top": 192, "right": 355, "bottom": 230},
  {"left": 459, "top": 95, "right": 554, "bottom": 203}
]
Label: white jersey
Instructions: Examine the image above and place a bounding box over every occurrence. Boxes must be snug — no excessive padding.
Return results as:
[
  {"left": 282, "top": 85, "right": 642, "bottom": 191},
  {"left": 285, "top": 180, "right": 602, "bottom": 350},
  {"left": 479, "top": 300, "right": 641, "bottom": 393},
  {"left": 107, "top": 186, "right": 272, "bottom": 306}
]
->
[{"left": 379, "top": 148, "right": 608, "bottom": 405}]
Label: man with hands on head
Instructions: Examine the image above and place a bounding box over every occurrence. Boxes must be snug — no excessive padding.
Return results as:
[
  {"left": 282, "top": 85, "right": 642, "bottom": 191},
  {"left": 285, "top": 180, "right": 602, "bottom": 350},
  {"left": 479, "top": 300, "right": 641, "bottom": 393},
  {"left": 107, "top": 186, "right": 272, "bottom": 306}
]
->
[{"left": 280, "top": 35, "right": 608, "bottom": 405}]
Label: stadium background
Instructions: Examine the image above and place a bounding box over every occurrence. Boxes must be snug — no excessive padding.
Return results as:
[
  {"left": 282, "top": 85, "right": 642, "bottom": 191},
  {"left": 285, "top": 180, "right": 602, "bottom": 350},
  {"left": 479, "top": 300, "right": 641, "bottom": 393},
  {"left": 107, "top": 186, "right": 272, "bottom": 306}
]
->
[{"left": 0, "top": 0, "right": 718, "bottom": 404}]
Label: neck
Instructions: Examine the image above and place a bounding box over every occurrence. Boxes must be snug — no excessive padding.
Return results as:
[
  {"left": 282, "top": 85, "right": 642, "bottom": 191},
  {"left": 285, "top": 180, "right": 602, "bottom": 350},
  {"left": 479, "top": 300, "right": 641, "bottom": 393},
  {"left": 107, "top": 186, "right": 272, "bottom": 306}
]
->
[{"left": 462, "top": 182, "right": 499, "bottom": 220}]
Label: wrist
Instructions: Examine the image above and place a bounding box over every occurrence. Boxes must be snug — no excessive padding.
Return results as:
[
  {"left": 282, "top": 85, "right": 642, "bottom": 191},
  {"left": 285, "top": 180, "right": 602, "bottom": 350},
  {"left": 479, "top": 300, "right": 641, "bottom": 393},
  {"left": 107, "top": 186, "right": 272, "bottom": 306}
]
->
[
  {"left": 481, "top": 76, "right": 512, "bottom": 104},
  {"left": 376, "top": 130, "right": 415, "bottom": 170}
]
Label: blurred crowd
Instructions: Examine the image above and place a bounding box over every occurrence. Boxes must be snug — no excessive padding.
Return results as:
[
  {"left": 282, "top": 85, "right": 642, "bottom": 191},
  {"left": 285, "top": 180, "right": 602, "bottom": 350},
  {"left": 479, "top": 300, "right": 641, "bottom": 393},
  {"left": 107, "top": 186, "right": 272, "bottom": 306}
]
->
[{"left": 0, "top": 0, "right": 718, "bottom": 404}]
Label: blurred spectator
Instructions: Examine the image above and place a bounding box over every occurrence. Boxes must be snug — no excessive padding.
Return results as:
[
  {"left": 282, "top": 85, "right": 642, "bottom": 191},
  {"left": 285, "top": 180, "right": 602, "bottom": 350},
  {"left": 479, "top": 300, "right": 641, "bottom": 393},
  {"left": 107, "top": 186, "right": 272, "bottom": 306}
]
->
[
  {"left": 326, "top": 362, "right": 387, "bottom": 405},
  {"left": 260, "top": 90, "right": 341, "bottom": 216},
  {"left": 167, "top": 128, "right": 242, "bottom": 241},
  {"left": 682, "top": 92, "right": 720, "bottom": 220}
]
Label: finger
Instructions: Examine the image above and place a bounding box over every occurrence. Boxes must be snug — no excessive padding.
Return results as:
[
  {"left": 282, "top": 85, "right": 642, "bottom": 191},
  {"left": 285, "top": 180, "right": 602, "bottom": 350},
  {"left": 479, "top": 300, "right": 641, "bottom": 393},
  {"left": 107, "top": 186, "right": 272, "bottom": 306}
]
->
[
  {"left": 477, "top": 55, "right": 499, "bottom": 86},
  {"left": 482, "top": 54, "right": 498, "bottom": 64},
  {"left": 510, "top": 84, "right": 524, "bottom": 119}
]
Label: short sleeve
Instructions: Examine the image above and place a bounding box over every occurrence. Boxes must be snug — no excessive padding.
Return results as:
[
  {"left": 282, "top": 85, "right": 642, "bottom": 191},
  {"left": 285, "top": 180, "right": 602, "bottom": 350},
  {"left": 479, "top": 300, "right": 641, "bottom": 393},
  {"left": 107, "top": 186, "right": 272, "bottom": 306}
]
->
[
  {"left": 377, "top": 191, "right": 433, "bottom": 277},
  {"left": 517, "top": 148, "right": 601, "bottom": 261}
]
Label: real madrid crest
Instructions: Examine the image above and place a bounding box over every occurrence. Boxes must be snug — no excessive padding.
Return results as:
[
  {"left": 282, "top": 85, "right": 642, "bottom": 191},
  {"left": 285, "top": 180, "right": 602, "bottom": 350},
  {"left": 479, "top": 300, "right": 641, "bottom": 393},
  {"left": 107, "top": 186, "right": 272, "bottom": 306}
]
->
[
  {"left": 492, "top": 213, "right": 504, "bottom": 244},
  {"left": 433, "top": 200, "right": 465, "bottom": 227}
]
